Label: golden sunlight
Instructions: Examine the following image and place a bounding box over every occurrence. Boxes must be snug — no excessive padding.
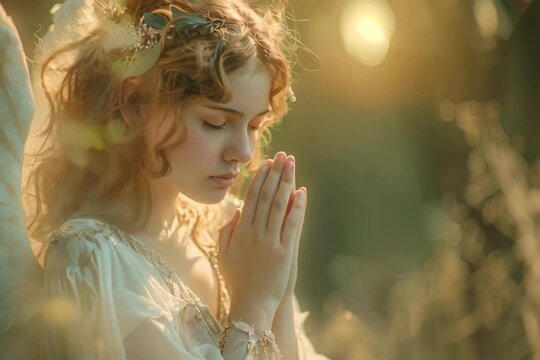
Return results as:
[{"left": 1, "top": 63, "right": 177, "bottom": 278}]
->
[
  {"left": 474, "top": 0, "right": 499, "bottom": 38},
  {"left": 473, "top": 0, "right": 513, "bottom": 41},
  {"left": 340, "top": 0, "right": 395, "bottom": 66},
  {"left": 40, "top": 297, "right": 77, "bottom": 328}
]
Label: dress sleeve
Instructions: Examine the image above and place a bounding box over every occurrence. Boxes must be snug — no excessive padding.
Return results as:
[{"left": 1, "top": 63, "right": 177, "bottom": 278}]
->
[
  {"left": 41, "top": 220, "right": 170, "bottom": 359},
  {"left": 41, "top": 219, "right": 285, "bottom": 360},
  {"left": 293, "top": 295, "right": 331, "bottom": 360}
]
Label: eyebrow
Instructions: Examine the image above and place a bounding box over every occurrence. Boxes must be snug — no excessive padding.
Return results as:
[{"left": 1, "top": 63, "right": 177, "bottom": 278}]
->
[{"left": 205, "top": 105, "right": 270, "bottom": 118}]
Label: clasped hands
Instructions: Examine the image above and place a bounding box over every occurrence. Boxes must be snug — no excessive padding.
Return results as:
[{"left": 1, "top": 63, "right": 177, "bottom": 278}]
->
[{"left": 218, "top": 151, "right": 307, "bottom": 327}]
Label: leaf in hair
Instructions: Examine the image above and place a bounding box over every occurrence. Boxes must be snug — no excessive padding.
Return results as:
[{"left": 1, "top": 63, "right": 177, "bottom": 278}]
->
[
  {"left": 170, "top": 6, "right": 210, "bottom": 32},
  {"left": 143, "top": 12, "right": 167, "bottom": 30},
  {"left": 170, "top": 5, "right": 189, "bottom": 21}
]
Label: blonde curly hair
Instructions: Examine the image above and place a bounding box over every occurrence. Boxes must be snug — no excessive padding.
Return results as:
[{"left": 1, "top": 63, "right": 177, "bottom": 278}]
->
[{"left": 23, "top": 0, "right": 296, "bottom": 262}]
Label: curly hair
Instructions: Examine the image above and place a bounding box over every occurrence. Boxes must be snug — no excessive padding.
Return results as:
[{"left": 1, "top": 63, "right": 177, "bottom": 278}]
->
[{"left": 24, "top": 0, "right": 296, "bottom": 262}]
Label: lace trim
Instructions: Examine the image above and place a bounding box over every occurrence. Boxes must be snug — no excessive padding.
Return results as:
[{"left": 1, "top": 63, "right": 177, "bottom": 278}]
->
[
  {"left": 108, "top": 223, "right": 224, "bottom": 334},
  {"left": 47, "top": 218, "right": 286, "bottom": 359},
  {"left": 220, "top": 320, "right": 283, "bottom": 359},
  {"left": 47, "top": 218, "right": 223, "bottom": 334}
]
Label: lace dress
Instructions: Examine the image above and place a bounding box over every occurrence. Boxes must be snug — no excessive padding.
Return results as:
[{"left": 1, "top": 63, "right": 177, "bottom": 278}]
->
[{"left": 40, "top": 216, "right": 329, "bottom": 359}]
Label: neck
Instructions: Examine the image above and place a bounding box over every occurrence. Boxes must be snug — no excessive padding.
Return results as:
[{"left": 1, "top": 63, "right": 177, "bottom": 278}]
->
[
  {"left": 139, "top": 178, "right": 182, "bottom": 239},
  {"left": 84, "top": 178, "right": 184, "bottom": 245}
]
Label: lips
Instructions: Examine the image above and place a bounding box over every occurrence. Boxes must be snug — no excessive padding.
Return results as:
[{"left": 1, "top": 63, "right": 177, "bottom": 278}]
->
[
  {"left": 209, "top": 173, "right": 237, "bottom": 187},
  {"left": 211, "top": 172, "right": 238, "bottom": 180}
]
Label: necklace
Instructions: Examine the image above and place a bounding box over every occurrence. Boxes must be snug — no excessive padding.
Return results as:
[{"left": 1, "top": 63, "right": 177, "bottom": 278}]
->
[
  {"left": 175, "top": 203, "right": 230, "bottom": 326},
  {"left": 191, "top": 238, "right": 230, "bottom": 325},
  {"left": 67, "top": 201, "right": 231, "bottom": 325}
]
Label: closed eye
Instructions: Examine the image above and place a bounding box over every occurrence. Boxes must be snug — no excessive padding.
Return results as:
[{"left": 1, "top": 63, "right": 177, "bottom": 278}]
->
[
  {"left": 203, "top": 121, "right": 226, "bottom": 131},
  {"left": 204, "top": 120, "right": 262, "bottom": 132}
]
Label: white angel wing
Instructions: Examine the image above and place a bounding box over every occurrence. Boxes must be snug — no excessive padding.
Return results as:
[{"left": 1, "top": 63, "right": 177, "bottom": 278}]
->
[
  {"left": 0, "top": 1, "right": 95, "bottom": 357},
  {"left": 0, "top": 4, "right": 44, "bottom": 358}
]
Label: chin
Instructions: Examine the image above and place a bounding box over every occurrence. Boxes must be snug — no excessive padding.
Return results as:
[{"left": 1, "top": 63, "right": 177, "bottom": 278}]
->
[{"left": 180, "top": 188, "right": 229, "bottom": 205}]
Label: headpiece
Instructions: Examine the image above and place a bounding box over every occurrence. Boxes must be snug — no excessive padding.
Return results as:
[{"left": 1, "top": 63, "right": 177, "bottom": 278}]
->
[
  {"left": 97, "top": 3, "right": 225, "bottom": 77},
  {"left": 136, "top": 4, "right": 224, "bottom": 52},
  {"left": 95, "top": 1, "right": 296, "bottom": 102}
]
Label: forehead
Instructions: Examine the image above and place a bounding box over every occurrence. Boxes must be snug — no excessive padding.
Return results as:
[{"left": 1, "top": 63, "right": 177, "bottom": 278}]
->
[{"left": 210, "top": 60, "right": 272, "bottom": 115}]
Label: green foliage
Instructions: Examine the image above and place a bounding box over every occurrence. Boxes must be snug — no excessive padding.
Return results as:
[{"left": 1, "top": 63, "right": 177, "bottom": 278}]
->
[
  {"left": 142, "top": 12, "right": 167, "bottom": 30},
  {"left": 143, "top": 6, "right": 222, "bottom": 35}
]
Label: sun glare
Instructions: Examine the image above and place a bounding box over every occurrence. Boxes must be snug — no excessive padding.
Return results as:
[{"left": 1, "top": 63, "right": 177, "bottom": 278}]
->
[
  {"left": 474, "top": 0, "right": 499, "bottom": 38},
  {"left": 355, "top": 19, "right": 387, "bottom": 44},
  {"left": 341, "top": 0, "right": 395, "bottom": 66}
]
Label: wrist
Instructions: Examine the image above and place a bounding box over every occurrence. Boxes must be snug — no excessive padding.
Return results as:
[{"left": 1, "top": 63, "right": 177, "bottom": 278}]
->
[
  {"left": 276, "top": 295, "right": 294, "bottom": 311},
  {"left": 273, "top": 296, "right": 294, "bottom": 324},
  {"left": 228, "top": 300, "right": 276, "bottom": 331}
]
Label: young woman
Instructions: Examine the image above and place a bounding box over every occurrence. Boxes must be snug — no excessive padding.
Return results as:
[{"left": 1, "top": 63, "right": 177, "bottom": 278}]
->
[{"left": 0, "top": 0, "right": 329, "bottom": 359}]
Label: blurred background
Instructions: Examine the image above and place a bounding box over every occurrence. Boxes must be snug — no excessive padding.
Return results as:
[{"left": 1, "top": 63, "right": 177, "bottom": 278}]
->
[{"left": 5, "top": 0, "right": 540, "bottom": 358}]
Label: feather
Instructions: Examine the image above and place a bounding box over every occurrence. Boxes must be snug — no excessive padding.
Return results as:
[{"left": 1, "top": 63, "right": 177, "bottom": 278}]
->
[{"left": 0, "top": 4, "right": 43, "bottom": 357}]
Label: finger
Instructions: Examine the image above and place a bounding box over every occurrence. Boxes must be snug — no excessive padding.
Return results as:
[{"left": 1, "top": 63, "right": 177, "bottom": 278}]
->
[
  {"left": 253, "top": 151, "right": 287, "bottom": 229},
  {"left": 281, "top": 188, "right": 307, "bottom": 249},
  {"left": 240, "top": 160, "right": 272, "bottom": 226},
  {"left": 218, "top": 209, "right": 241, "bottom": 256},
  {"left": 267, "top": 156, "right": 295, "bottom": 237},
  {"left": 285, "top": 156, "right": 296, "bottom": 219},
  {"left": 292, "top": 188, "right": 307, "bottom": 254}
]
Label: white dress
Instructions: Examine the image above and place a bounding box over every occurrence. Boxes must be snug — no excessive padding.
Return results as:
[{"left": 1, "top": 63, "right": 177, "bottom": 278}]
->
[
  {"left": 39, "top": 216, "right": 327, "bottom": 359},
  {"left": 0, "top": 2, "right": 330, "bottom": 359}
]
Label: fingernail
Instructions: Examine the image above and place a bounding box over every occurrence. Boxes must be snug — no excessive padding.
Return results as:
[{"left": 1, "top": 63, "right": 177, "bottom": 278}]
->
[{"left": 275, "top": 154, "right": 285, "bottom": 168}]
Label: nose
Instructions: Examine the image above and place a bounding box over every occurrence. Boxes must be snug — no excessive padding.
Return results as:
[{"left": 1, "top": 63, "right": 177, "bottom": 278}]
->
[{"left": 223, "top": 127, "right": 254, "bottom": 164}]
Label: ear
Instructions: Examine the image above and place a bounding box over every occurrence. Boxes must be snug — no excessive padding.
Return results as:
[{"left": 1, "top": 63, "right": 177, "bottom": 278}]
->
[
  {"left": 120, "top": 76, "right": 143, "bottom": 122},
  {"left": 121, "top": 76, "right": 142, "bottom": 101}
]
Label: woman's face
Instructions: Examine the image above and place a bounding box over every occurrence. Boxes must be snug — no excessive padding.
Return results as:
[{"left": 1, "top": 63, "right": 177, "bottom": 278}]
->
[{"left": 145, "top": 60, "right": 272, "bottom": 204}]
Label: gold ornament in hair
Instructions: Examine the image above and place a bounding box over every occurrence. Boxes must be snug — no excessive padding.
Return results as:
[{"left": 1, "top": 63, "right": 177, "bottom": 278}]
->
[
  {"left": 143, "top": 5, "right": 225, "bottom": 38},
  {"left": 101, "top": 4, "right": 224, "bottom": 78}
]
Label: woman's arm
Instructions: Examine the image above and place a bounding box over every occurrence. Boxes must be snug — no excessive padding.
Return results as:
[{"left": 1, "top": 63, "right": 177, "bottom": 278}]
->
[
  {"left": 273, "top": 295, "right": 332, "bottom": 360},
  {"left": 272, "top": 296, "right": 299, "bottom": 360}
]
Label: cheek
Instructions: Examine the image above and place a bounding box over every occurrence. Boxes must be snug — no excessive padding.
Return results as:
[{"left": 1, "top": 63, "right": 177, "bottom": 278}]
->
[
  {"left": 187, "top": 126, "right": 219, "bottom": 156},
  {"left": 167, "top": 126, "right": 218, "bottom": 167}
]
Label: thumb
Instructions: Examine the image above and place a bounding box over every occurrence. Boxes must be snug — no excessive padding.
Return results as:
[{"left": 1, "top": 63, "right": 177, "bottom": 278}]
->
[{"left": 218, "top": 209, "right": 241, "bottom": 254}]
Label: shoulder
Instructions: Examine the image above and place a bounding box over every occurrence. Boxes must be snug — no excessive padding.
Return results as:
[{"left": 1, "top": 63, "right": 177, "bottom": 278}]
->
[
  {"left": 44, "top": 217, "right": 124, "bottom": 270},
  {"left": 49, "top": 217, "right": 114, "bottom": 239}
]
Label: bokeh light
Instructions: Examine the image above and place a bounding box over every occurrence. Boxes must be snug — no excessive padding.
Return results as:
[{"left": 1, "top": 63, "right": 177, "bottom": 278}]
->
[
  {"left": 40, "top": 297, "right": 77, "bottom": 327},
  {"left": 474, "top": 0, "right": 499, "bottom": 38},
  {"left": 340, "top": 0, "right": 395, "bottom": 66}
]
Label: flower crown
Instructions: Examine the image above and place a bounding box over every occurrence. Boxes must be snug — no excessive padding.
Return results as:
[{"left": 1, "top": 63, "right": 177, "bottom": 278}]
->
[
  {"left": 100, "top": 4, "right": 225, "bottom": 76},
  {"left": 98, "top": 2, "right": 295, "bottom": 102},
  {"left": 137, "top": 4, "right": 225, "bottom": 50}
]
